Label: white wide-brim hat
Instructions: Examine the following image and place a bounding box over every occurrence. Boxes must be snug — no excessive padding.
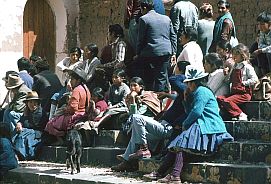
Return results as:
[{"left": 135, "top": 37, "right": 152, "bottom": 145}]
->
[
  {"left": 6, "top": 74, "right": 24, "bottom": 89},
  {"left": 183, "top": 65, "right": 209, "bottom": 83}
]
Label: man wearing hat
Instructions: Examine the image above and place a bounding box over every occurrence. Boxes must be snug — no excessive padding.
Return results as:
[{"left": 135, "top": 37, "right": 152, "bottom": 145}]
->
[
  {"left": 2, "top": 74, "right": 31, "bottom": 134},
  {"left": 32, "top": 58, "right": 63, "bottom": 113}
]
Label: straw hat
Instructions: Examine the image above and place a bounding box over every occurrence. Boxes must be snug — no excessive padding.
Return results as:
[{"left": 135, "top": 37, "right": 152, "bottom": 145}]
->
[
  {"left": 183, "top": 65, "right": 209, "bottom": 82},
  {"left": 6, "top": 74, "right": 24, "bottom": 89},
  {"left": 24, "top": 91, "right": 40, "bottom": 102}
]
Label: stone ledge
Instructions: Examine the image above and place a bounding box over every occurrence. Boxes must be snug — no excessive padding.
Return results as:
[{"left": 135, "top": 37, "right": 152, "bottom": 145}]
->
[
  {"left": 39, "top": 146, "right": 125, "bottom": 166},
  {"left": 5, "top": 166, "right": 151, "bottom": 184},
  {"left": 139, "top": 159, "right": 271, "bottom": 184},
  {"left": 225, "top": 121, "right": 271, "bottom": 141}
]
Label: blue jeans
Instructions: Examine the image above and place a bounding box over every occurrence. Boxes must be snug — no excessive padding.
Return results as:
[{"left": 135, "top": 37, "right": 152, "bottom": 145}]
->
[
  {"left": 3, "top": 109, "right": 23, "bottom": 132},
  {"left": 122, "top": 114, "right": 173, "bottom": 161}
]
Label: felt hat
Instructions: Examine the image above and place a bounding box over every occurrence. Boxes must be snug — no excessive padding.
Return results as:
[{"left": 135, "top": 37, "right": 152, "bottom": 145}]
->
[
  {"left": 2, "top": 71, "right": 18, "bottom": 81},
  {"left": 24, "top": 91, "right": 40, "bottom": 102},
  {"left": 67, "top": 66, "right": 87, "bottom": 82},
  {"left": 183, "top": 65, "right": 209, "bottom": 82},
  {"left": 6, "top": 74, "right": 24, "bottom": 89}
]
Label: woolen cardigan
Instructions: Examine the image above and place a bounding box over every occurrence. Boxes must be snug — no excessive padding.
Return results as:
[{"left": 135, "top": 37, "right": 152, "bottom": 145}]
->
[{"left": 183, "top": 86, "right": 227, "bottom": 134}]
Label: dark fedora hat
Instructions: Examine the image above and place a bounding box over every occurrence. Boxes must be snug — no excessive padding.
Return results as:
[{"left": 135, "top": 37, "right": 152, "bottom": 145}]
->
[
  {"left": 67, "top": 66, "right": 87, "bottom": 82},
  {"left": 24, "top": 91, "right": 40, "bottom": 102},
  {"left": 2, "top": 71, "right": 19, "bottom": 81},
  {"left": 6, "top": 74, "right": 24, "bottom": 89}
]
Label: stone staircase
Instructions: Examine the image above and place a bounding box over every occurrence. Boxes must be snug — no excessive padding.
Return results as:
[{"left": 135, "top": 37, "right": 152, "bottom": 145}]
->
[{"left": 3, "top": 101, "right": 271, "bottom": 184}]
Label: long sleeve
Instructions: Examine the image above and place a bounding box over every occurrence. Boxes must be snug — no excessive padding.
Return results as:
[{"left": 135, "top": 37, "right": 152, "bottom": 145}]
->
[
  {"left": 170, "top": 6, "right": 181, "bottom": 34},
  {"left": 170, "top": 21, "right": 177, "bottom": 54},
  {"left": 136, "top": 18, "right": 147, "bottom": 55},
  {"left": 242, "top": 64, "right": 259, "bottom": 86},
  {"left": 183, "top": 89, "right": 209, "bottom": 129},
  {"left": 221, "top": 19, "right": 233, "bottom": 42}
]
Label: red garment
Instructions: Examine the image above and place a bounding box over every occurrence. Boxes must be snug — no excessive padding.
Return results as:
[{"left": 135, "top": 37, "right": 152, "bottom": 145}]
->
[
  {"left": 45, "top": 84, "right": 91, "bottom": 136},
  {"left": 217, "top": 68, "right": 251, "bottom": 117}
]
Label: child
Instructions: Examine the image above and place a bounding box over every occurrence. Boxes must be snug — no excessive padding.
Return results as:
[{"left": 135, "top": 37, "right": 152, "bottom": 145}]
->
[
  {"left": 217, "top": 43, "right": 258, "bottom": 121},
  {"left": 253, "top": 11, "right": 271, "bottom": 74},
  {"left": 216, "top": 40, "right": 234, "bottom": 75},
  {"left": 204, "top": 53, "right": 230, "bottom": 96},
  {"left": 90, "top": 69, "right": 130, "bottom": 129}
]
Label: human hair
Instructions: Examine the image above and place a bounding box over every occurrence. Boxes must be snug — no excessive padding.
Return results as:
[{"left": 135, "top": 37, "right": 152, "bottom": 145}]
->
[
  {"left": 17, "top": 57, "right": 31, "bottom": 71},
  {"left": 112, "top": 68, "right": 126, "bottom": 79},
  {"left": 204, "top": 53, "right": 223, "bottom": 69},
  {"left": 199, "top": 3, "right": 213, "bottom": 19},
  {"left": 0, "top": 123, "right": 11, "bottom": 138},
  {"left": 30, "top": 55, "right": 42, "bottom": 63},
  {"left": 92, "top": 87, "right": 104, "bottom": 100},
  {"left": 257, "top": 11, "right": 271, "bottom": 23},
  {"left": 130, "top": 77, "right": 145, "bottom": 90},
  {"left": 216, "top": 40, "right": 232, "bottom": 51},
  {"left": 86, "top": 43, "right": 99, "bottom": 57},
  {"left": 108, "top": 24, "right": 124, "bottom": 38},
  {"left": 217, "top": 0, "right": 230, "bottom": 9},
  {"left": 179, "top": 27, "right": 198, "bottom": 42},
  {"left": 232, "top": 43, "right": 250, "bottom": 61},
  {"left": 177, "top": 61, "right": 190, "bottom": 74},
  {"left": 69, "top": 47, "right": 82, "bottom": 58},
  {"left": 140, "top": 0, "right": 154, "bottom": 11}
]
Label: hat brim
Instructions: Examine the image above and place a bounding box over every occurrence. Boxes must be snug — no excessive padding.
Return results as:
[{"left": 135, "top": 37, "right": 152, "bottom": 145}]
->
[
  {"left": 6, "top": 80, "right": 24, "bottom": 89},
  {"left": 24, "top": 97, "right": 40, "bottom": 102},
  {"left": 183, "top": 73, "right": 209, "bottom": 83}
]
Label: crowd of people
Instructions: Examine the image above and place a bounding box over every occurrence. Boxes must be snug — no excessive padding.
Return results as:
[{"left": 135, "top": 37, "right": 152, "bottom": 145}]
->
[{"left": 1, "top": 0, "right": 271, "bottom": 183}]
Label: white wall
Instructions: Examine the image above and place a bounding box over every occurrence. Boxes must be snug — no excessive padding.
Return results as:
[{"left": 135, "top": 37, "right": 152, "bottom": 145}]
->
[{"left": 0, "top": 0, "right": 68, "bottom": 102}]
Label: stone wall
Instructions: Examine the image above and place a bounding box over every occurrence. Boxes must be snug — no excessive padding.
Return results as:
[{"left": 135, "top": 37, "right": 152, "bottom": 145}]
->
[
  {"left": 78, "top": 0, "right": 271, "bottom": 52},
  {"left": 78, "top": 0, "right": 125, "bottom": 54}
]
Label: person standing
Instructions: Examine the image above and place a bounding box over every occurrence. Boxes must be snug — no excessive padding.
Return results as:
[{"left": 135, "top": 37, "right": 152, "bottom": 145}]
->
[
  {"left": 170, "top": 0, "right": 198, "bottom": 56},
  {"left": 135, "top": 0, "right": 177, "bottom": 92},
  {"left": 197, "top": 3, "right": 215, "bottom": 56},
  {"left": 209, "top": 0, "right": 237, "bottom": 52}
]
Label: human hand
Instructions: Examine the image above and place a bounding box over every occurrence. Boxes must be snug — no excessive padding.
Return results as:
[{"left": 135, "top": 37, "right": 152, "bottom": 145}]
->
[
  {"left": 16, "top": 122, "right": 23, "bottom": 133},
  {"left": 223, "top": 67, "right": 229, "bottom": 75}
]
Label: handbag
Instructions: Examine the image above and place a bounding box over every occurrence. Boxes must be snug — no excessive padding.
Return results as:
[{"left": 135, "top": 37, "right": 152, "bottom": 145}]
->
[{"left": 253, "top": 74, "right": 271, "bottom": 101}]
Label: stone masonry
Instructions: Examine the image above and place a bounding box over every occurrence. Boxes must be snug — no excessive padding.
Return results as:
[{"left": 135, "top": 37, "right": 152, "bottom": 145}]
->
[{"left": 78, "top": 0, "right": 271, "bottom": 54}]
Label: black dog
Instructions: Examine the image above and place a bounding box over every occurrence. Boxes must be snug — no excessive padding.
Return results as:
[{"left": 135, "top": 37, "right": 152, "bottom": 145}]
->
[{"left": 66, "top": 129, "right": 82, "bottom": 174}]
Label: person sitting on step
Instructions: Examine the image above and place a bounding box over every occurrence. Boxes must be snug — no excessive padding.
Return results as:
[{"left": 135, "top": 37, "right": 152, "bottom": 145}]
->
[
  {"left": 111, "top": 62, "right": 190, "bottom": 172},
  {"left": 217, "top": 43, "right": 258, "bottom": 121},
  {"left": 144, "top": 65, "right": 234, "bottom": 183}
]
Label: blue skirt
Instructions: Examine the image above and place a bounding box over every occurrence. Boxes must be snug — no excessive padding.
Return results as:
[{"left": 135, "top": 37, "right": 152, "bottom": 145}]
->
[{"left": 168, "top": 123, "right": 234, "bottom": 156}]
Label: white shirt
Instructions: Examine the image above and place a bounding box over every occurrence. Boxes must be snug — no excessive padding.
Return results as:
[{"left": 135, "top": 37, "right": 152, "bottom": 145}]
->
[
  {"left": 207, "top": 69, "right": 230, "bottom": 96},
  {"left": 177, "top": 41, "right": 204, "bottom": 71}
]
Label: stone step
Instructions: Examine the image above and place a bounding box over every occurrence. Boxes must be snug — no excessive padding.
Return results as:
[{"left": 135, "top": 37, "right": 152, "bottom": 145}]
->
[
  {"left": 3, "top": 161, "right": 152, "bottom": 184},
  {"left": 39, "top": 146, "right": 125, "bottom": 166},
  {"left": 93, "top": 130, "right": 129, "bottom": 147},
  {"left": 139, "top": 159, "right": 271, "bottom": 184},
  {"left": 241, "top": 101, "right": 271, "bottom": 121},
  {"left": 215, "top": 140, "right": 271, "bottom": 164},
  {"left": 39, "top": 139, "right": 271, "bottom": 167},
  {"left": 225, "top": 121, "right": 271, "bottom": 141}
]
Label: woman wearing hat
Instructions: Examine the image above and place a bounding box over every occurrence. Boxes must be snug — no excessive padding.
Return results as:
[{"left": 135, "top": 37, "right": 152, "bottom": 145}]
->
[
  {"left": 144, "top": 65, "right": 233, "bottom": 183},
  {"left": 44, "top": 66, "right": 90, "bottom": 145},
  {"left": 12, "top": 91, "right": 47, "bottom": 160}
]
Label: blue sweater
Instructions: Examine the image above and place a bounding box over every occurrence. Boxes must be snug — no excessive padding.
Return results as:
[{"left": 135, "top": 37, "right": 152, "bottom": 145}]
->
[{"left": 183, "top": 86, "right": 227, "bottom": 134}]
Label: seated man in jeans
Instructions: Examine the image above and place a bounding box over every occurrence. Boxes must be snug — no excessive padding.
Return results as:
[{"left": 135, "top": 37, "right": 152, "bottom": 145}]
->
[{"left": 111, "top": 61, "right": 190, "bottom": 172}]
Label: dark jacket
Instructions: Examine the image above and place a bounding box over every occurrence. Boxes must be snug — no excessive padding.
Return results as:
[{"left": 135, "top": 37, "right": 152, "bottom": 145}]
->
[{"left": 32, "top": 70, "right": 63, "bottom": 112}]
